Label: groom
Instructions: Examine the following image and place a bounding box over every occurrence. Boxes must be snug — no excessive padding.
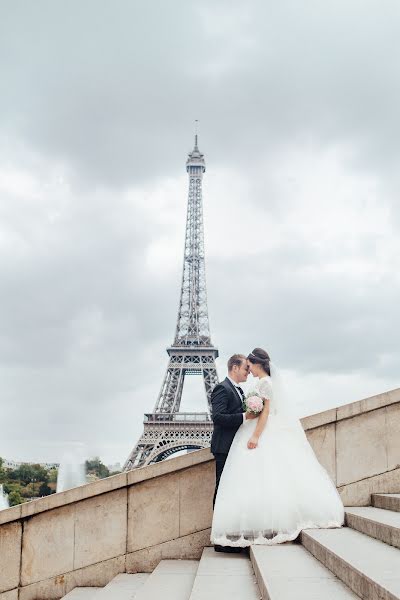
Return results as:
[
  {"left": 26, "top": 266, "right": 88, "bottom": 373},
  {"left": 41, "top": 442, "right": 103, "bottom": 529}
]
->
[{"left": 211, "top": 354, "right": 258, "bottom": 550}]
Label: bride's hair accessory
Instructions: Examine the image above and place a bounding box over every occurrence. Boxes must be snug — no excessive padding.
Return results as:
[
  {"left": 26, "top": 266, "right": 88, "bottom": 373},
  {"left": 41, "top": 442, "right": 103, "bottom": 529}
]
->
[{"left": 247, "top": 348, "right": 271, "bottom": 375}]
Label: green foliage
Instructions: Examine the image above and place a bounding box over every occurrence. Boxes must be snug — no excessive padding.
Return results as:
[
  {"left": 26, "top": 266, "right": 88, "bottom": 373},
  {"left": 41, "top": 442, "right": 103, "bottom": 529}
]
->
[
  {"left": 8, "top": 489, "right": 23, "bottom": 506},
  {"left": 1, "top": 461, "right": 53, "bottom": 506},
  {"left": 21, "top": 482, "right": 38, "bottom": 497},
  {"left": 48, "top": 468, "right": 58, "bottom": 483},
  {"left": 38, "top": 482, "right": 52, "bottom": 496},
  {"left": 3, "top": 482, "right": 20, "bottom": 495},
  {"left": 0, "top": 457, "right": 5, "bottom": 483},
  {"left": 1, "top": 456, "right": 113, "bottom": 506},
  {"left": 9, "top": 463, "right": 49, "bottom": 485},
  {"left": 85, "top": 457, "right": 110, "bottom": 479}
]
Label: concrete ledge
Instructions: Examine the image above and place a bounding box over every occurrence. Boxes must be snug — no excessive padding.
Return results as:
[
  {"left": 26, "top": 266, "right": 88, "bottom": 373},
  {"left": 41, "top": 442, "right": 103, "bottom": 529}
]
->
[
  {"left": 301, "top": 387, "right": 400, "bottom": 431},
  {"left": 0, "top": 505, "right": 21, "bottom": 527},
  {"left": 0, "top": 449, "right": 214, "bottom": 527},
  {"left": 20, "top": 472, "right": 128, "bottom": 520},
  {"left": 338, "top": 467, "right": 400, "bottom": 506},
  {"left": 301, "top": 408, "right": 338, "bottom": 431},
  {"left": 127, "top": 448, "right": 213, "bottom": 486}
]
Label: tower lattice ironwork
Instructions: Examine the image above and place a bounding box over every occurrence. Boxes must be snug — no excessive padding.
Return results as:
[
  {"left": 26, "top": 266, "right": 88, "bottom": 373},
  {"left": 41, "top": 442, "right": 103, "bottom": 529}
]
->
[{"left": 124, "top": 136, "right": 218, "bottom": 470}]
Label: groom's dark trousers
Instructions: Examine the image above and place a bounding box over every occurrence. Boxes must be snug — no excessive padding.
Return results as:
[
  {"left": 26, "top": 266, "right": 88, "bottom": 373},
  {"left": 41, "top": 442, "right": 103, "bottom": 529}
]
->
[
  {"left": 213, "top": 453, "right": 228, "bottom": 507},
  {"left": 210, "top": 378, "right": 245, "bottom": 507}
]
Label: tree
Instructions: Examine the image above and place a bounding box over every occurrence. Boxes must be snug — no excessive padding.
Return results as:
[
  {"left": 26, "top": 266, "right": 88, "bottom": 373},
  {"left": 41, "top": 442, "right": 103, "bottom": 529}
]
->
[
  {"left": 10, "top": 463, "right": 49, "bottom": 485},
  {"left": 8, "top": 489, "right": 23, "bottom": 506},
  {"left": 38, "top": 482, "right": 52, "bottom": 497},
  {"left": 3, "top": 482, "right": 21, "bottom": 495},
  {"left": 0, "top": 461, "right": 56, "bottom": 506},
  {"left": 0, "top": 457, "right": 5, "bottom": 483},
  {"left": 48, "top": 468, "right": 58, "bottom": 484},
  {"left": 85, "top": 457, "right": 110, "bottom": 479},
  {"left": 31, "top": 464, "right": 49, "bottom": 484}
]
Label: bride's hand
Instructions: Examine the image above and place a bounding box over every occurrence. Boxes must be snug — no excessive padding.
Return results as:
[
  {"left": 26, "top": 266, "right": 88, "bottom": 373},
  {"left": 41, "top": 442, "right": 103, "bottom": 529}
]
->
[{"left": 247, "top": 435, "right": 259, "bottom": 450}]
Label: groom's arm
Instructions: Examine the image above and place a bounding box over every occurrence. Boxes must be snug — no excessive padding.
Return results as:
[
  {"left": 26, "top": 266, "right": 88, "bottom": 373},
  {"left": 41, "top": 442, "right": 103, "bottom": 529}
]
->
[{"left": 211, "top": 385, "right": 244, "bottom": 428}]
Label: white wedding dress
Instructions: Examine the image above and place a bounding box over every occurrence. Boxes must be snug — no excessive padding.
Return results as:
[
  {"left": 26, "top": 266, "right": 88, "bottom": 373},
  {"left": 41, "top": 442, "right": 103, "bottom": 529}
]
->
[{"left": 211, "top": 368, "right": 344, "bottom": 546}]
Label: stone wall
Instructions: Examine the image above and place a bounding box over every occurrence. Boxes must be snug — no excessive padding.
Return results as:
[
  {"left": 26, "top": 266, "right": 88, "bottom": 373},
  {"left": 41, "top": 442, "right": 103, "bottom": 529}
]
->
[
  {"left": 1, "top": 387, "right": 399, "bottom": 599},
  {"left": 302, "top": 387, "right": 400, "bottom": 505},
  {"left": 0, "top": 451, "right": 214, "bottom": 600}
]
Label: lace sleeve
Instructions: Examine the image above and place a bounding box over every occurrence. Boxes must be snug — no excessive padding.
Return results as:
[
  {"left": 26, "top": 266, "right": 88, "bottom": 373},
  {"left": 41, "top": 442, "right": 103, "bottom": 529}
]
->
[{"left": 258, "top": 378, "right": 273, "bottom": 400}]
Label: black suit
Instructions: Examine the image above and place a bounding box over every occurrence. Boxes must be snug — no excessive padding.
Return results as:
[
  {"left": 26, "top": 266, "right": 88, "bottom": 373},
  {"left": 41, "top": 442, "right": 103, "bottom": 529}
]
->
[{"left": 211, "top": 377, "right": 245, "bottom": 506}]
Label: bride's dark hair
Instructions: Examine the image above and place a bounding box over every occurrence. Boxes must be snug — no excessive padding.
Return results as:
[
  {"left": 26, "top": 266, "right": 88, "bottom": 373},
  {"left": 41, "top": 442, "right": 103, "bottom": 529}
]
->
[{"left": 247, "top": 347, "right": 271, "bottom": 375}]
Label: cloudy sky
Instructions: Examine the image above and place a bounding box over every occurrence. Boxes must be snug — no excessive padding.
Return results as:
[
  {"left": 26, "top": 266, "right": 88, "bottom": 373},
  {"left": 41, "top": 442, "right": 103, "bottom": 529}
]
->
[{"left": 1, "top": 1, "right": 399, "bottom": 466}]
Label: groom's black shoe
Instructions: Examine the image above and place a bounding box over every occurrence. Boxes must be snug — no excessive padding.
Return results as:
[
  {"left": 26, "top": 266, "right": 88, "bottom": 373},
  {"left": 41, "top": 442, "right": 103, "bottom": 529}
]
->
[{"left": 214, "top": 544, "right": 242, "bottom": 554}]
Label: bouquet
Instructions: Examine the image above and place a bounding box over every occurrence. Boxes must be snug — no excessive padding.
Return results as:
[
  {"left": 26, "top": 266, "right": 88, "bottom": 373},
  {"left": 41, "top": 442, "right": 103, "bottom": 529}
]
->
[{"left": 242, "top": 390, "right": 264, "bottom": 415}]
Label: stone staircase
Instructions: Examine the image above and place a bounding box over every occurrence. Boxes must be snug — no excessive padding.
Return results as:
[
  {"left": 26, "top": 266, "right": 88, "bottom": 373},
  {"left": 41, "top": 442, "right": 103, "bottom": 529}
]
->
[{"left": 61, "top": 494, "right": 400, "bottom": 600}]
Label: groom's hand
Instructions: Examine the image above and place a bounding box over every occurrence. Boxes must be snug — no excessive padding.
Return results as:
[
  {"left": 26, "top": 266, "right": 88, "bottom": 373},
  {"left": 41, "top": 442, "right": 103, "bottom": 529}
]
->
[{"left": 245, "top": 412, "right": 258, "bottom": 420}]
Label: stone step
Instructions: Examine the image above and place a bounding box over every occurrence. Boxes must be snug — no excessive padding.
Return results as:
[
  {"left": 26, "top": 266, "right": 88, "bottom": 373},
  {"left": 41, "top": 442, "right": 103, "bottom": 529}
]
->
[
  {"left": 372, "top": 493, "right": 400, "bottom": 512},
  {"left": 250, "top": 543, "right": 358, "bottom": 599},
  {"left": 134, "top": 560, "right": 199, "bottom": 600},
  {"left": 188, "top": 547, "right": 260, "bottom": 600},
  {"left": 95, "top": 574, "right": 150, "bottom": 599},
  {"left": 301, "top": 527, "right": 400, "bottom": 600},
  {"left": 345, "top": 506, "right": 400, "bottom": 549},
  {"left": 61, "top": 588, "right": 100, "bottom": 599}
]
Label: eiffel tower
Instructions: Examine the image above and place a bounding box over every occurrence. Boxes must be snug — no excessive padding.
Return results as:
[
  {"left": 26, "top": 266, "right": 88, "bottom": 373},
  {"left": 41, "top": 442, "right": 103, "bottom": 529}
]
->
[{"left": 124, "top": 135, "right": 219, "bottom": 470}]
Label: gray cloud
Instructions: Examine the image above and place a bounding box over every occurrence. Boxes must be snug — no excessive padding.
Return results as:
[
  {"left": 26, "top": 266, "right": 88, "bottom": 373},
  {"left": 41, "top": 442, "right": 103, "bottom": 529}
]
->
[{"left": 2, "top": 1, "right": 400, "bottom": 187}]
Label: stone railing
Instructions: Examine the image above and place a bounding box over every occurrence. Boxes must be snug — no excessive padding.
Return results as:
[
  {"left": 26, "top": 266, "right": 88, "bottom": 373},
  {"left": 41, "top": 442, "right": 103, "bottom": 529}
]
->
[
  {"left": 0, "top": 449, "right": 214, "bottom": 600},
  {"left": 301, "top": 387, "right": 400, "bottom": 506},
  {"left": 1, "top": 387, "right": 399, "bottom": 599}
]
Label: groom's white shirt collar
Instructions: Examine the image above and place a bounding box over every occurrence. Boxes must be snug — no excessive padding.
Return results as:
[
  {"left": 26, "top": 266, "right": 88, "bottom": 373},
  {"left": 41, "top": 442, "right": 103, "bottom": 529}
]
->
[{"left": 227, "top": 376, "right": 241, "bottom": 390}]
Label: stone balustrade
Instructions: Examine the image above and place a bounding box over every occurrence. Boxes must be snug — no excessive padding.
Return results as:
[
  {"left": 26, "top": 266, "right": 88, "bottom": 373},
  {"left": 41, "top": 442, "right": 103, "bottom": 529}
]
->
[
  {"left": 0, "top": 386, "right": 399, "bottom": 600},
  {"left": 302, "top": 387, "right": 400, "bottom": 505}
]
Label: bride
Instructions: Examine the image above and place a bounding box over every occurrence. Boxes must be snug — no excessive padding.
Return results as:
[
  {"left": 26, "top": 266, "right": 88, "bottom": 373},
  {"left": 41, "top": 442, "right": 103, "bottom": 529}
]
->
[{"left": 211, "top": 347, "right": 344, "bottom": 547}]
